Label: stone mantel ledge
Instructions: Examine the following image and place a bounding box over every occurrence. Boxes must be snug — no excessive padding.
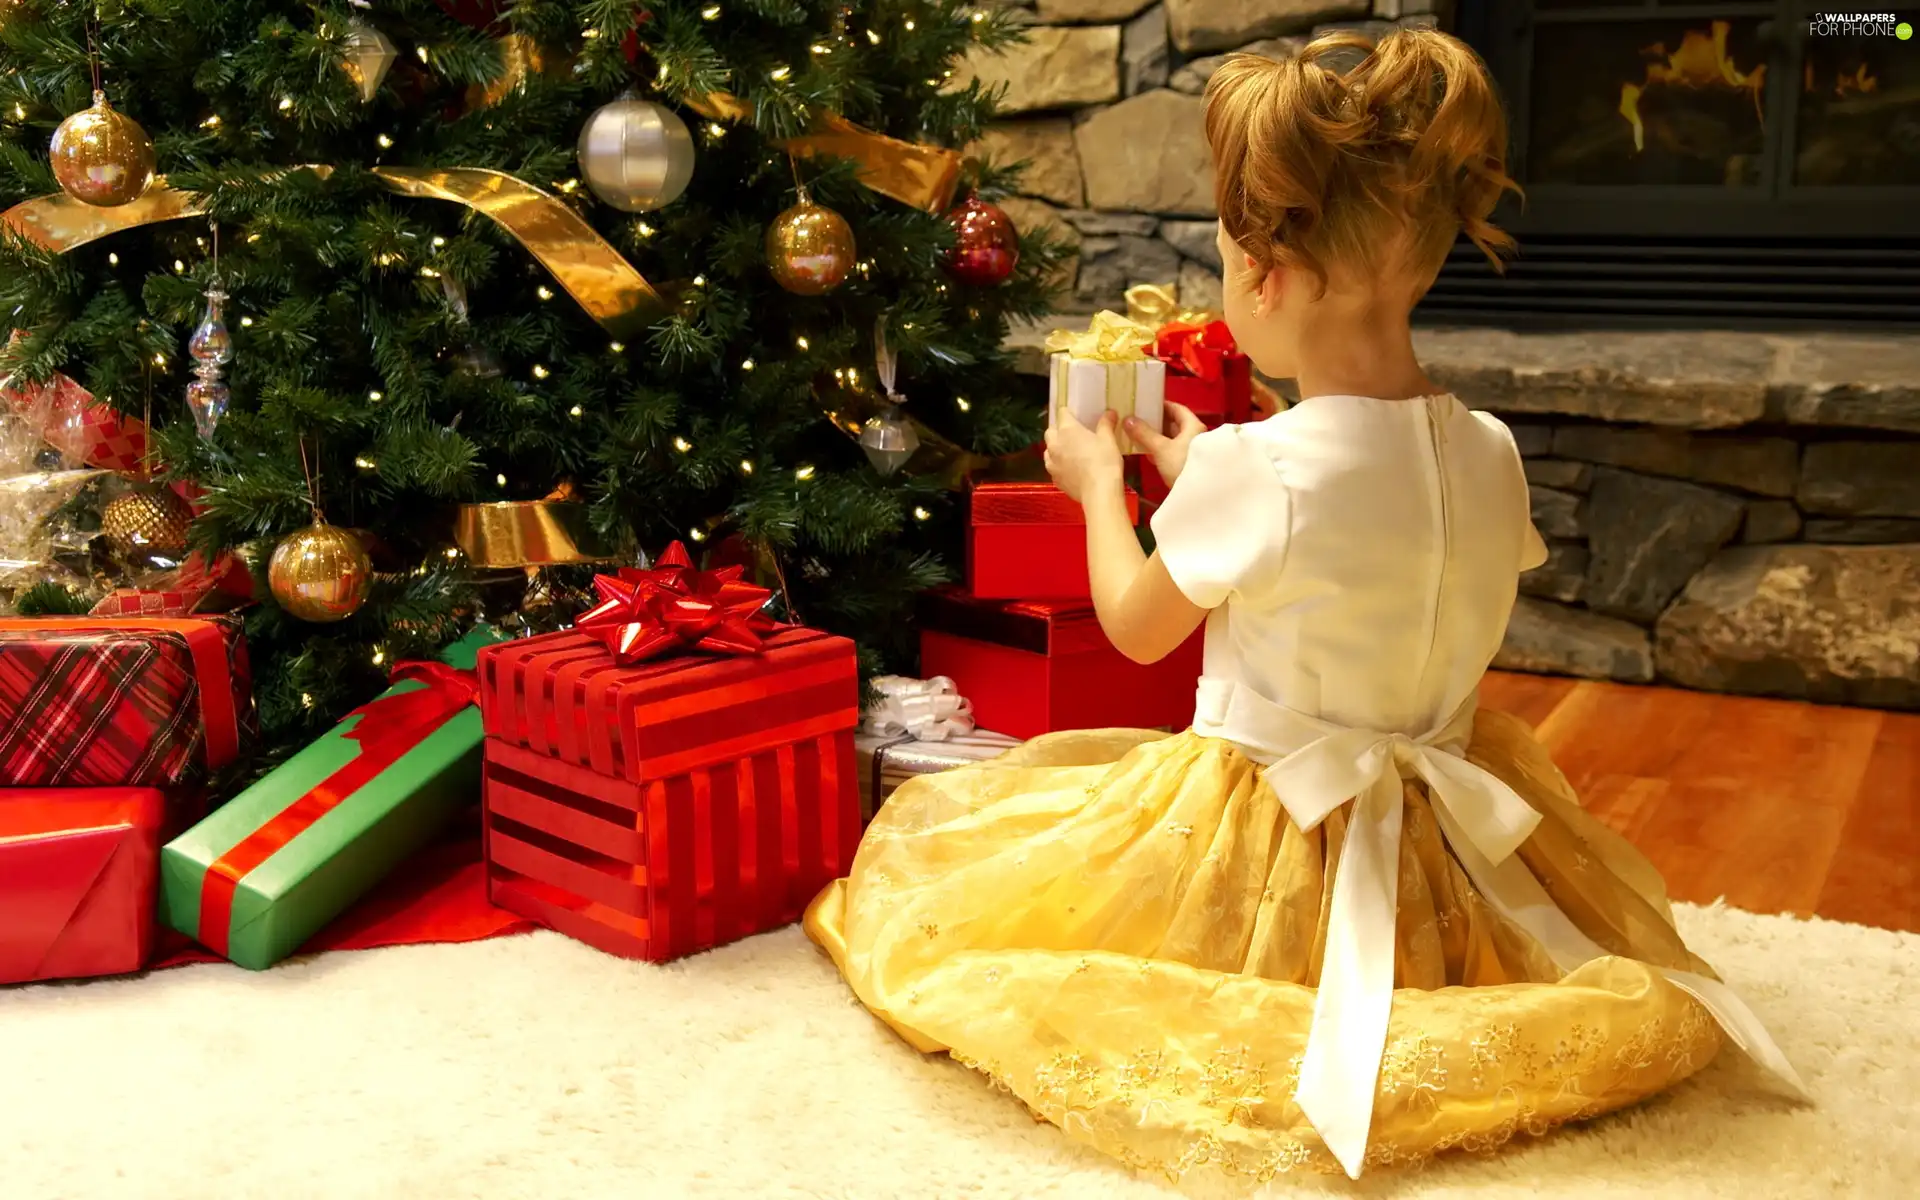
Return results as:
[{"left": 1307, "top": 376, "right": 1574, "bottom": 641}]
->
[{"left": 1008, "top": 320, "right": 1920, "bottom": 435}]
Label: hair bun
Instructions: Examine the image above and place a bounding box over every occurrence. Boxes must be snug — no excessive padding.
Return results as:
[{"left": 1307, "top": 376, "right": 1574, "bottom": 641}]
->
[{"left": 1204, "top": 28, "right": 1521, "bottom": 294}]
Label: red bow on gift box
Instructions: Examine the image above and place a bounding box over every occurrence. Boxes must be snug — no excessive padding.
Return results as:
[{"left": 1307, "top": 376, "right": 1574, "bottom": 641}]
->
[
  {"left": 1154, "top": 321, "right": 1239, "bottom": 384},
  {"left": 577, "top": 542, "right": 776, "bottom": 664}
]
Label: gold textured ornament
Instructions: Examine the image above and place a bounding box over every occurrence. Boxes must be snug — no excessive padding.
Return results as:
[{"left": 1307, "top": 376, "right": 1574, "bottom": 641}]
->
[
  {"left": 100, "top": 484, "right": 194, "bottom": 563},
  {"left": 768, "top": 200, "right": 856, "bottom": 296},
  {"left": 49, "top": 91, "right": 156, "bottom": 208},
  {"left": 268, "top": 520, "right": 373, "bottom": 623}
]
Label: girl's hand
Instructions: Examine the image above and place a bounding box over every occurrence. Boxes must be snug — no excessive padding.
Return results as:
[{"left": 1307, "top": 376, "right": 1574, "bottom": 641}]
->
[
  {"left": 1044, "top": 408, "right": 1125, "bottom": 504},
  {"left": 1123, "top": 402, "right": 1207, "bottom": 489}
]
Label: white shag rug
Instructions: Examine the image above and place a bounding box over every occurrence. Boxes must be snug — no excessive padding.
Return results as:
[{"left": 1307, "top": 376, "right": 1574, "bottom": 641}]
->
[{"left": 1, "top": 903, "right": 1913, "bottom": 1200}]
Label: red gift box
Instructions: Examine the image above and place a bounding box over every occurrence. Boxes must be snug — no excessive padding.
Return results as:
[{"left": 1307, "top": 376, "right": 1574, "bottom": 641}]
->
[
  {"left": 968, "top": 483, "right": 1140, "bottom": 602},
  {"left": 0, "top": 788, "right": 170, "bottom": 983},
  {"left": 0, "top": 616, "right": 251, "bottom": 787},
  {"left": 1139, "top": 321, "right": 1255, "bottom": 505},
  {"left": 477, "top": 625, "right": 861, "bottom": 963},
  {"left": 917, "top": 588, "right": 1203, "bottom": 739}
]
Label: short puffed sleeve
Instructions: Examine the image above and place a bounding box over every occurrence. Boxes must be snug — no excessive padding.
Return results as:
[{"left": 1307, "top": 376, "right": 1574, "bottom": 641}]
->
[
  {"left": 1473, "top": 410, "right": 1549, "bottom": 571},
  {"left": 1149, "top": 425, "right": 1291, "bottom": 609}
]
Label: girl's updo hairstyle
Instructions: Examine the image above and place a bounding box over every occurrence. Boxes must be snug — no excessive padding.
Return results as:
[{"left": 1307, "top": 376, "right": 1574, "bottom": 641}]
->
[{"left": 1204, "top": 28, "right": 1521, "bottom": 297}]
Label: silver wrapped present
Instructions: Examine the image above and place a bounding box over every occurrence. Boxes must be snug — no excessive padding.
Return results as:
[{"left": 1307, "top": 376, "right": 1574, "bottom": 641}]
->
[{"left": 857, "top": 676, "right": 1021, "bottom": 819}]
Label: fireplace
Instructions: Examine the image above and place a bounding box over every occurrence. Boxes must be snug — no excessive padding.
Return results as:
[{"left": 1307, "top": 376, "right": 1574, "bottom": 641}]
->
[{"left": 1421, "top": 1, "right": 1920, "bottom": 328}]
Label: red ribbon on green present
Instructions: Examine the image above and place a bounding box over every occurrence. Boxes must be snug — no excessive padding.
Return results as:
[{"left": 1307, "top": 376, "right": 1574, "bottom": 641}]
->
[
  {"left": 575, "top": 541, "right": 777, "bottom": 664},
  {"left": 195, "top": 661, "right": 479, "bottom": 955}
]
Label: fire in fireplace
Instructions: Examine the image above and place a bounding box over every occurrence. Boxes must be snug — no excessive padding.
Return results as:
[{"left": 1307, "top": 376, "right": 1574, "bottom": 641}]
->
[{"left": 1421, "top": 1, "right": 1920, "bottom": 329}]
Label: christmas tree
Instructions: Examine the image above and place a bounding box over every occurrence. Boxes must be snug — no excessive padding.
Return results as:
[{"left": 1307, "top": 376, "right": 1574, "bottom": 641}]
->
[{"left": 0, "top": 0, "right": 1068, "bottom": 770}]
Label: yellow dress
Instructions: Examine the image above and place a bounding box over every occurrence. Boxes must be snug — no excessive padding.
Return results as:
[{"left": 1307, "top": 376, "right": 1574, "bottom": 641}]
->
[{"left": 806, "top": 398, "right": 1803, "bottom": 1181}]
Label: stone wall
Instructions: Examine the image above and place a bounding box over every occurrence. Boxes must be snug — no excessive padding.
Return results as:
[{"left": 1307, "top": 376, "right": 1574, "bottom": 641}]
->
[
  {"left": 1420, "top": 329, "right": 1920, "bottom": 710},
  {"left": 960, "top": 0, "right": 1446, "bottom": 313}
]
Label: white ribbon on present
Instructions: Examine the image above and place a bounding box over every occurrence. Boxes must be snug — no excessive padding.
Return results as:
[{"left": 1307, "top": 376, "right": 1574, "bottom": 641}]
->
[
  {"left": 863, "top": 675, "right": 977, "bottom": 743},
  {"left": 1193, "top": 676, "right": 1807, "bottom": 1180}
]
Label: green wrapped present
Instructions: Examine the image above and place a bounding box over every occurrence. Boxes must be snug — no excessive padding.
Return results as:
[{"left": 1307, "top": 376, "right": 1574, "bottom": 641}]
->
[{"left": 160, "top": 627, "right": 499, "bottom": 969}]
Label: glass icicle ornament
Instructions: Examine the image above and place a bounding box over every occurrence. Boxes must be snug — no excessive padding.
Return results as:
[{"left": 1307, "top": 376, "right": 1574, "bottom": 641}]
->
[
  {"left": 185, "top": 286, "right": 233, "bottom": 439},
  {"left": 861, "top": 317, "right": 920, "bottom": 476}
]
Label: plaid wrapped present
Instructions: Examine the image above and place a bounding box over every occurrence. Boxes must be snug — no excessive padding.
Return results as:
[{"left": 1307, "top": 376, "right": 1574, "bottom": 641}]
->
[
  {"left": 0, "top": 359, "right": 153, "bottom": 474},
  {"left": 90, "top": 552, "right": 255, "bottom": 618},
  {"left": 0, "top": 616, "right": 251, "bottom": 787}
]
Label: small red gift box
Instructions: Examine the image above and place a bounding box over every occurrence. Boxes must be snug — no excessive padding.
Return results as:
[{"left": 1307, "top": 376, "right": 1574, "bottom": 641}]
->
[
  {"left": 0, "top": 616, "right": 251, "bottom": 787},
  {"left": 1140, "top": 321, "right": 1255, "bottom": 505},
  {"left": 476, "top": 547, "right": 860, "bottom": 963},
  {"left": 0, "top": 787, "right": 172, "bottom": 984},
  {"left": 917, "top": 588, "right": 1203, "bottom": 739},
  {"left": 1157, "top": 320, "right": 1253, "bottom": 425},
  {"left": 968, "top": 483, "right": 1140, "bottom": 602}
]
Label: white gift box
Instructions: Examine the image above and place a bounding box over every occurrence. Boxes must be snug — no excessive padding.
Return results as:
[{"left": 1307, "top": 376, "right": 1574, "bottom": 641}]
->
[{"left": 1048, "top": 352, "right": 1165, "bottom": 456}]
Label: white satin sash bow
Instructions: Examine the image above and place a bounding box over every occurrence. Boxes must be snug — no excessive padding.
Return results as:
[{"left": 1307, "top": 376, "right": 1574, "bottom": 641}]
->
[
  {"left": 862, "top": 675, "right": 977, "bottom": 742},
  {"left": 1192, "top": 677, "right": 1806, "bottom": 1180}
]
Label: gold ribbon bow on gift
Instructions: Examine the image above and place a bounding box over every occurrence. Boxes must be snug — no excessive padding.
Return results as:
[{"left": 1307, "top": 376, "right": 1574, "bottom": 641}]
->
[
  {"left": 1042, "top": 310, "right": 1155, "bottom": 362},
  {"left": 1124, "top": 282, "right": 1219, "bottom": 330}
]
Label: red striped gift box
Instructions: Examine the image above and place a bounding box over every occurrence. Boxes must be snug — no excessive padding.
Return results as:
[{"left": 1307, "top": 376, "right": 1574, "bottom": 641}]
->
[{"left": 476, "top": 626, "right": 860, "bottom": 963}]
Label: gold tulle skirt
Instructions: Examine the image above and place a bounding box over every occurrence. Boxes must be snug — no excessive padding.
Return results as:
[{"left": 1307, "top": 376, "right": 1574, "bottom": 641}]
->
[{"left": 804, "top": 710, "right": 1728, "bottom": 1181}]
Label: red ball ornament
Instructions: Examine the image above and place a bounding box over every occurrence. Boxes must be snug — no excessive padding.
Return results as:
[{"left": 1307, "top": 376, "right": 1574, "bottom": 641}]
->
[{"left": 944, "top": 196, "right": 1020, "bottom": 287}]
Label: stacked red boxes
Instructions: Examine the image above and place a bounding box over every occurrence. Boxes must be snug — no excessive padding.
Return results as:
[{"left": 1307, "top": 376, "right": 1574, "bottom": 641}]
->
[
  {"left": 968, "top": 483, "right": 1138, "bottom": 602},
  {"left": 476, "top": 626, "right": 861, "bottom": 963},
  {"left": 946, "top": 475, "right": 1204, "bottom": 738},
  {"left": 0, "top": 611, "right": 248, "bottom": 984},
  {"left": 919, "top": 589, "right": 1203, "bottom": 740}
]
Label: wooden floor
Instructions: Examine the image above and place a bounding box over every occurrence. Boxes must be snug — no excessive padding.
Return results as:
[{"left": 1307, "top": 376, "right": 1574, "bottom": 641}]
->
[{"left": 1480, "top": 672, "right": 1919, "bottom": 935}]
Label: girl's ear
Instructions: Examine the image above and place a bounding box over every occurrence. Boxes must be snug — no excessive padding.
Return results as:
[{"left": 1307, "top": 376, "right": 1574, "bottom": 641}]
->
[{"left": 1259, "top": 265, "right": 1285, "bottom": 314}]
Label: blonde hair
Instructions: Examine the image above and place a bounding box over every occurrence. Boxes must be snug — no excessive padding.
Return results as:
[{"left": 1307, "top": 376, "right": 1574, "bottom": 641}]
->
[{"left": 1204, "top": 28, "right": 1520, "bottom": 296}]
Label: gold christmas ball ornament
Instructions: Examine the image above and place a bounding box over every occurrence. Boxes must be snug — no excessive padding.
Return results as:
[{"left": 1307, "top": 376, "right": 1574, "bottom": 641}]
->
[
  {"left": 576, "top": 95, "right": 696, "bottom": 213},
  {"left": 268, "top": 521, "right": 373, "bottom": 623},
  {"left": 50, "top": 91, "right": 157, "bottom": 208},
  {"left": 767, "top": 201, "right": 857, "bottom": 296},
  {"left": 100, "top": 485, "right": 194, "bottom": 564}
]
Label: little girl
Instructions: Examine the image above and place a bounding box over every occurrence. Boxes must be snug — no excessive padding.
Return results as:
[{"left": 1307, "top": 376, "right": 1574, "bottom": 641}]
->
[{"left": 805, "top": 27, "right": 1803, "bottom": 1181}]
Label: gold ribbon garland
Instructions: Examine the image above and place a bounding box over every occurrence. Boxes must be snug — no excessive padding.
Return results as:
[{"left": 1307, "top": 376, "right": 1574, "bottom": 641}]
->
[
  {"left": 373, "top": 168, "right": 666, "bottom": 337},
  {"left": 2, "top": 170, "right": 664, "bottom": 337},
  {"left": 687, "top": 92, "right": 962, "bottom": 215}
]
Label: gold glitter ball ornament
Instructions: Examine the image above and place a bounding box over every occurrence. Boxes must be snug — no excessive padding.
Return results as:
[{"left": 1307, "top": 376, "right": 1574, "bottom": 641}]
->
[
  {"left": 268, "top": 521, "right": 373, "bottom": 623},
  {"left": 767, "top": 201, "right": 856, "bottom": 296},
  {"left": 50, "top": 91, "right": 157, "bottom": 208},
  {"left": 100, "top": 485, "right": 194, "bottom": 563}
]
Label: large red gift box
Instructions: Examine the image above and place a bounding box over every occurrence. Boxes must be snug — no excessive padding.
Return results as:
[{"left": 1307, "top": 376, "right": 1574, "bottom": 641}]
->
[
  {"left": 477, "top": 625, "right": 861, "bottom": 963},
  {"left": 968, "top": 483, "right": 1140, "bottom": 602},
  {"left": 917, "top": 588, "right": 1203, "bottom": 739},
  {"left": 0, "top": 788, "right": 172, "bottom": 984},
  {"left": 0, "top": 616, "right": 251, "bottom": 787}
]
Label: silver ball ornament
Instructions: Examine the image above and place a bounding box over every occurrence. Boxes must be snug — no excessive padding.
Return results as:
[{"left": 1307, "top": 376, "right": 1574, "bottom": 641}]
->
[{"left": 576, "top": 96, "right": 696, "bottom": 213}]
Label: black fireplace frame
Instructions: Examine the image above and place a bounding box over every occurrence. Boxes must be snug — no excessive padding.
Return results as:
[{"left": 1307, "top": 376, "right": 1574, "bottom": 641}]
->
[
  {"left": 1422, "top": 0, "right": 1920, "bottom": 329},
  {"left": 1456, "top": 0, "right": 1920, "bottom": 237}
]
